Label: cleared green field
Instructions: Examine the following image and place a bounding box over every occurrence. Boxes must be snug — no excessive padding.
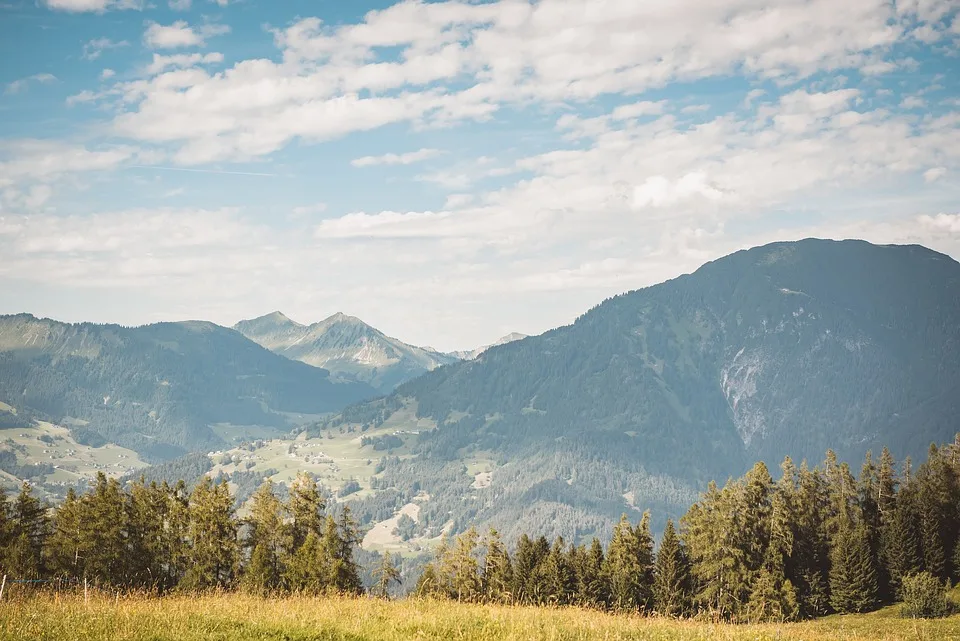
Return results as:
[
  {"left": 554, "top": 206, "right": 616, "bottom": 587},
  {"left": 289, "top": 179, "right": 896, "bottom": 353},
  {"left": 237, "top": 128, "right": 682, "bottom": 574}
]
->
[
  {"left": 1, "top": 593, "right": 958, "bottom": 641},
  {"left": 0, "top": 421, "right": 148, "bottom": 494}
]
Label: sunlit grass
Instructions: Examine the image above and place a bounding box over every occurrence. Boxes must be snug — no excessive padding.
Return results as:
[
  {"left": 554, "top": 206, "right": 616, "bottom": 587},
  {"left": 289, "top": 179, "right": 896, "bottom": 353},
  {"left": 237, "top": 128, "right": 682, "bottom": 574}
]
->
[{"left": 2, "top": 591, "right": 960, "bottom": 641}]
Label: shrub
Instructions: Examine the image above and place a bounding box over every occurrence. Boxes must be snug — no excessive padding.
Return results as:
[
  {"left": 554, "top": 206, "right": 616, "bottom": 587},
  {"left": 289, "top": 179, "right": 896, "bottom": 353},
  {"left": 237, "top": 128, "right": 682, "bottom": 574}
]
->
[{"left": 900, "top": 572, "right": 950, "bottom": 619}]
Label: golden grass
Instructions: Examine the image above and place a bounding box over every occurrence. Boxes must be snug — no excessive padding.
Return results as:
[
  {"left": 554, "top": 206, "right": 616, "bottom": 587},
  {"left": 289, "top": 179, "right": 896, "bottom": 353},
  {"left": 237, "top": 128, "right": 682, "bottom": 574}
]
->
[{"left": 2, "top": 592, "right": 960, "bottom": 641}]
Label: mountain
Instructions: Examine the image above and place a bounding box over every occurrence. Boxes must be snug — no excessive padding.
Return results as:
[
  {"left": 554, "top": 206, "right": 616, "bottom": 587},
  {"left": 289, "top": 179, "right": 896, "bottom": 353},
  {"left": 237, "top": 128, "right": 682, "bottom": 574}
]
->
[
  {"left": 0, "top": 314, "right": 377, "bottom": 461},
  {"left": 448, "top": 332, "right": 528, "bottom": 361},
  {"left": 328, "top": 239, "right": 960, "bottom": 544},
  {"left": 234, "top": 312, "right": 458, "bottom": 393}
]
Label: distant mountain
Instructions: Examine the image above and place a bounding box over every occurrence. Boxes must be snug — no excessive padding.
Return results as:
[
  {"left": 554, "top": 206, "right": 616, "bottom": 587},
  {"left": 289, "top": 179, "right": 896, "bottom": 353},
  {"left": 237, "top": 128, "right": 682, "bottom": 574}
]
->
[
  {"left": 330, "top": 239, "right": 960, "bottom": 544},
  {"left": 448, "top": 332, "right": 528, "bottom": 361},
  {"left": 0, "top": 314, "right": 376, "bottom": 461},
  {"left": 234, "top": 312, "right": 458, "bottom": 393}
]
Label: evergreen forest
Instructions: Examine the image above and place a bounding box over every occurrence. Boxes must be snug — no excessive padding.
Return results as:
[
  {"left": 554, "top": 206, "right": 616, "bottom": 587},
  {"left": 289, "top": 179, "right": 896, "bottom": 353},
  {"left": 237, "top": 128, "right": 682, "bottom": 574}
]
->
[{"left": 3, "top": 437, "right": 960, "bottom": 623}]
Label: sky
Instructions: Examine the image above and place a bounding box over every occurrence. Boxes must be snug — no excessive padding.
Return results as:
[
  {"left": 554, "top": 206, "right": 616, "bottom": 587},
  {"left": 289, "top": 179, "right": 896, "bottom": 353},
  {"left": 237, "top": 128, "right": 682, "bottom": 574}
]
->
[{"left": 0, "top": 0, "right": 959, "bottom": 352}]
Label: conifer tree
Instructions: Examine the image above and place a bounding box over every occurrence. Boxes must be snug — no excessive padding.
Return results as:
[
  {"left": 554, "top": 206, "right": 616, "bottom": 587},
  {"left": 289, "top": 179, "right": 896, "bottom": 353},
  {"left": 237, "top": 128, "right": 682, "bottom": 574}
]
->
[
  {"left": 241, "top": 482, "right": 287, "bottom": 594},
  {"left": 480, "top": 528, "right": 513, "bottom": 603},
  {"left": 181, "top": 477, "right": 239, "bottom": 591},
  {"left": 448, "top": 527, "right": 481, "bottom": 602},
  {"left": 288, "top": 472, "right": 325, "bottom": 550},
  {"left": 653, "top": 519, "right": 689, "bottom": 617},
  {"left": 322, "top": 508, "right": 363, "bottom": 594},
  {"left": 126, "top": 478, "right": 168, "bottom": 589},
  {"left": 7, "top": 481, "right": 48, "bottom": 580},
  {"left": 45, "top": 488, "right": 83, "bottom": 580},
  {"left": 829, "top": 522, "right": 879, "bottom": 613},
  {"left": 577, "top": 537, "right": 608, "bottom": 607},
  {"left": 80, "top": 474, "right": 127, "bottom": 586},
  {"left": 604, "top": 513, "right": 652, "bottom": 610},
  {"left": 285, "top": 531, "right": 330, "bottom": 594},
  {"left": 792, "top": 462, "right": 830, "bottom": 616},
  {"left": 372, "top": 551, "right": 402, "bottom": 598}
]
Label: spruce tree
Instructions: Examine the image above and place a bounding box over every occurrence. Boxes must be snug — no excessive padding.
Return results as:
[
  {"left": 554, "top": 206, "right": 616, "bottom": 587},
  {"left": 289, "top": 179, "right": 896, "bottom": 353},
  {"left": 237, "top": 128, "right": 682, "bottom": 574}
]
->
[
  {"left": 448, "top": 527, "right": 481, "bottom": 602},
  {"left": 181, "top": 477, "right": 239, "bottom": 591},
  {"left": 604, "top": 513, "right": 648, "bottom": 610},
  {"left": 240, "top": 482, "right": 287, "bottom": 594},
  {"left": 285, "top": 531, "right": 330, "bottom": 594},
  {"left": 578, "top": 537, "right": 608, "bottom": 607},
  {"left": 653, "top": 519, "right": 689, "bottom": 617},
  {"left": 8, "top": 481, "right": 48, "bottom": 580},
  {"left": 829, "top": 523, "right": 879, "bottom": 613},
  {"left": 288, "top": 472, "right": 325, "bottom": 550},
  {"left": 372, "top": 551, "right": 402, "bottom": 598},
  {"left": 481, "top": 528, "right": 513, "bottom": 603},
  {"left": 45, "top": 488, "right": 83, "bottom": 580},
  {"left": 80, "top": 474, "right": 127, "bottom": 586}
]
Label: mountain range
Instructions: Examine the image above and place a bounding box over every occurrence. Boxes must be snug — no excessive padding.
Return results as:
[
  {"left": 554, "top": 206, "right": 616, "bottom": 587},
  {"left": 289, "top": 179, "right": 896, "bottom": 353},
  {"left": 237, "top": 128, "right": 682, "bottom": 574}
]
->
[
  {"left": 328, "top": 238, "right": 960, "bottom": 543},
  {"left": 2, "top": 238, "right": 959, "bottom": 545},
  {"left": 0, "top": 315, "right": 376, "bottom": 461},
  {"left": 234, "top": 311, "right": 525, "bottom": 393}
]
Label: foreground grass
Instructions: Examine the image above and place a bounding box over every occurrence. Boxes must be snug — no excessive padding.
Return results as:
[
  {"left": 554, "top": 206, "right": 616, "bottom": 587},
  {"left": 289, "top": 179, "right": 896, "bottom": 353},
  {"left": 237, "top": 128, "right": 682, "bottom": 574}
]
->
[{"left": 2, "top": 593, "right": 960, "bottom": 641}]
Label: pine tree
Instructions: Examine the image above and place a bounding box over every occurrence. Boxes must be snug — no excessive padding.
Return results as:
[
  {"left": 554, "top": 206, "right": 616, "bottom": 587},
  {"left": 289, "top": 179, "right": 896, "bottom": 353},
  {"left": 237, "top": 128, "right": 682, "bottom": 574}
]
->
[
  {"left": 45, "top": 488, "right": 83, "bottom": 580},
  {"left": 372, "top": 551, "right": 402, "bottom": 598},
  {"left": 577, "top": 538, "right": 608, "bottom": 607},
  {"left": 480, "top": 528, "right": 513, "bottom": 603},
  {"left": 181, "top": 477, "right": 239, "bottom": 591},
  {"left": 126, "top": 478, "right": 168, "bottom": 590},
  {"left": 241, "top": 482, "right": 287, "bottom": 595},
  {"left": 653, "top": 519, "right": 689, "bottom": 617},
  {"left": 884, "top": 483, "right": 923, "bottom": 598},
  {"left": 80, "top": 474, "right": 127, "bottom": 586},
  {"left": 285, "top": 531, "right": 330, "bottom": 594},
  {"left": 7, "top": 481, "right": 49, "bottom": 580},
  {"left": 448, "top": 527, "right": 481, "bottom": 602},
  {"left": 792, "top": 462, "right": 830, "bottom": 616},
  {"left": 829, "top": 523, "right": 879, "bottom": 613},
  {"left": 288, "top": 472, "right": 325, "bottom": 550},
  {"left": 322, "top": 508, "right": 363, "bottom": 594},
  {"left": 604, "top": 513, "right": 648, "bottom": 610}
]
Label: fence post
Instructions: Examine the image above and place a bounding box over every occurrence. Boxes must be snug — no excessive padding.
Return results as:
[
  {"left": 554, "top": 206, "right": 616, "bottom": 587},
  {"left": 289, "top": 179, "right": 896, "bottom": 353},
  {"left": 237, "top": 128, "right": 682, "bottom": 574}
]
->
[
  {"left": 84, "top": 577, "right": 89, "bottom": 605},
  {"left": 0, "top": 574, "right": 6, "bottom": 601}
]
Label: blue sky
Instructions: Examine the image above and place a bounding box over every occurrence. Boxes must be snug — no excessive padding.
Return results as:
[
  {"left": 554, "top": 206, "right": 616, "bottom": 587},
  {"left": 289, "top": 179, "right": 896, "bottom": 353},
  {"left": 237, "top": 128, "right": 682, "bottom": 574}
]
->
[{"left": 0, "top": 0, "right": 959, "bottom": 351}]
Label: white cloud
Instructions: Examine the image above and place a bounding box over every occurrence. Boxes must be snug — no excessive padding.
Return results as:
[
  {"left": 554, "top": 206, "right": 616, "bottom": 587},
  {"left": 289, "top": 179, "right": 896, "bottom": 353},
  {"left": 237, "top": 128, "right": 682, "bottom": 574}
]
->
[
  {"left": 100, "top": 68, "right": 116, "bottom": 80},
  {"left": 918, "top": 213, "right": 960, "bottom": 233},
  {"left": 169, "top": 0, "right": 191, "bottom": 9},
  {"left": 44, "top": 0, "right": 142, "bottom": 12},
  {"left": 924, "top": 167, "right": 947, "bottom": 183},
  {"left": 611, "top": 101, "right": 666, "bottom": 120},
  {"left": 144, "top": 21, "right": 229, "bottom": 50},
  {"left": 0, "top": 140, "right": 138, "bottom": 188},
  {"left": 145, "top": 52, "right": 224, "bottom": 75},
  {"left": 89, "top": 0, "right": 955, "bottom": 166},
  {"left": 5, "top": 73, "right": 57, "bottom": 95},
  {"left": 633, "top": 173, "right": 725, "bottom": 209},
  {"left": 900, "top": 96, "right": 927, "bottom": 109},
  {"left": 351, "top": 148, "right": 443, "bottom": 168},
  {"left": 82, "top": 38, "right": 129, "bottom": 61}
]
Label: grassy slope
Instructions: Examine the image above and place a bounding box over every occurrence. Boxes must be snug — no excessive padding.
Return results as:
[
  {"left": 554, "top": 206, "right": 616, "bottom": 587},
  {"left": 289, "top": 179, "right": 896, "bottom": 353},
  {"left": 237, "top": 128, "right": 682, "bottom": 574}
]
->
[{"left": 2, "top": 594, "right": 959, "bottom": 641}]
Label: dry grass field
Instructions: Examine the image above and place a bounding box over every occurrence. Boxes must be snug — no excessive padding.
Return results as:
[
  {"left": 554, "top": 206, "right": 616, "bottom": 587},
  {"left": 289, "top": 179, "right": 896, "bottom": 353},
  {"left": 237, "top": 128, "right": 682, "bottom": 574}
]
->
[{"left": 2, "top": 591, "right": 959, "bottom": 641}]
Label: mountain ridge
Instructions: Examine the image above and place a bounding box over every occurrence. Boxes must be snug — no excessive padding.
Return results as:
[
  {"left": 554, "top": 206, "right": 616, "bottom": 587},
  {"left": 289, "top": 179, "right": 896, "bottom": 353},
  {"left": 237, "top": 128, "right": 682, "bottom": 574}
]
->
[
  {"left": 234, "top": 311, "right": 459, "bottom": 393},
  {"left": 0, "top": 313, "right": 377, "bottom": 461}
]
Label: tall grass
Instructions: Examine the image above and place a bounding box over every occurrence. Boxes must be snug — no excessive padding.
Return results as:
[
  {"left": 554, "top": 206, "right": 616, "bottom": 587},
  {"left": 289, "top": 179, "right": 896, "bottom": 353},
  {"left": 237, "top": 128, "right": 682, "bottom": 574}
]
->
[{"left": 1, "top": 591, "right": 958, "bottom": 640}]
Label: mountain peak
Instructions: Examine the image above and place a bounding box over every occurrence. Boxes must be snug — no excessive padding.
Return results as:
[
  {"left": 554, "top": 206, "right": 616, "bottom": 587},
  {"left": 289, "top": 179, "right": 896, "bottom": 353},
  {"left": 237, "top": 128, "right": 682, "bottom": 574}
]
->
[{"left": 322, "top": 311, "right": 361, "bottom": 324}]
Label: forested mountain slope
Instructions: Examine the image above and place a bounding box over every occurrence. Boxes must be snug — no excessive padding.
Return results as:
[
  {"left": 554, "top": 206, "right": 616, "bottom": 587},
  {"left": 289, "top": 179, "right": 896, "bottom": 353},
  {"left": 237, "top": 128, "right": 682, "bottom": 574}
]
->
[
  {"left": 235, "top": 312, "right": 457, "bottom": 393},
  {"left": 333, "top": 239, "right": 960, "bottom": 543},
  {"left": 0, "top": 315, "right": 376, "bottom": 461}
]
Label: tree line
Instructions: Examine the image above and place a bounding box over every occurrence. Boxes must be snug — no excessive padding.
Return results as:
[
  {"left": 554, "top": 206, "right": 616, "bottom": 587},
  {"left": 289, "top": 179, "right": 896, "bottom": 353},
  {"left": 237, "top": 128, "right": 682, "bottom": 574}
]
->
[
  {"left": 0, "top": 471, "right": 373, "bottom": 595},
  {"left": 416, "top": 439, "right": 960, "bottom": 621},
  {"left": 2, "top": 438, "right": 959, "bottom": 620}
]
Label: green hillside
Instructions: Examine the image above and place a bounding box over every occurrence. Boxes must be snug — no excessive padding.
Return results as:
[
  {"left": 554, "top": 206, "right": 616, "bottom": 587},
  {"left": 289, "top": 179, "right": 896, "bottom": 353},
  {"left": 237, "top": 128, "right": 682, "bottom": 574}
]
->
[
  {"left": 330, "top": 239, "right": 960, "bottom": 543},
  {"left": 0, "top": 315, "right": 377, "bottom": 462}
]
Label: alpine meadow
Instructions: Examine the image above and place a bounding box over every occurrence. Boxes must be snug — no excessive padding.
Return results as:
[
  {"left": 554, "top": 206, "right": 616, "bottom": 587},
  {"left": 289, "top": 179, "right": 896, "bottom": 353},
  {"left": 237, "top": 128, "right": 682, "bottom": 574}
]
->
[{"left": 2, "top": 0, "right": 960, "bottom": 639}]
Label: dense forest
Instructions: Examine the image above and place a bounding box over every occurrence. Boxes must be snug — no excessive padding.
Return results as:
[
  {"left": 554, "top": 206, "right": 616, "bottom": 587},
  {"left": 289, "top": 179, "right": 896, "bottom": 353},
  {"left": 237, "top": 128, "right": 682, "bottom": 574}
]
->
[{"left": 2, "top": 437, "right": 959, "bottom": 621}]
